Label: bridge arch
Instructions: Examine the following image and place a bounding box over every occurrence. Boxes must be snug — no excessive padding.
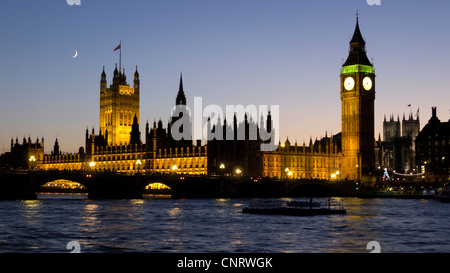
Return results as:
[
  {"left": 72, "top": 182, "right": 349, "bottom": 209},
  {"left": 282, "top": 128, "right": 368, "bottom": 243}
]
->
[
  {"left": 36, "top": 179, "right": 88, "bottom": 199},
  {"left": 38, "top": 179, "right": 88, "bottom": 192},
  {"left": 143, "top": 182, "right": 172, "bottom": 197}
]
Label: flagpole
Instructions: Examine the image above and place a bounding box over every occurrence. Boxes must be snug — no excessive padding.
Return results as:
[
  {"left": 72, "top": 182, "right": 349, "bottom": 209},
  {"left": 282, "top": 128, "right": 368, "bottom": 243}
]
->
[{"left": 119, "top": 40, "right": 122, "bottom": 75}]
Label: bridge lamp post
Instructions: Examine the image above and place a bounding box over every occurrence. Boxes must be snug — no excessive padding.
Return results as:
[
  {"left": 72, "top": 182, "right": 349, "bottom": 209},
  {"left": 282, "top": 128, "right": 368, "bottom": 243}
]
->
[
  {"left": 172, "top": 165, "right": 178, "bottom": 174},
  {"left": 136, "top": 160, "right": 142, "bottom": 173},
  {"left": 235, "top": 168, "right": 242, "bottom": 176},
  {"left": 89, "top": 161, "right": 96, "bottom": 172},
  {"left": 29, "top": 156, "right": 36, "bottom": 171},
  {"left": 219, "top": 163, "right": 225, "bottom": 176},
  {"left": 331, "top": 171, "right": 340, "bottom": 181},
  {"left": 285, "top": 168, "right": 290, "bottom": 179}
]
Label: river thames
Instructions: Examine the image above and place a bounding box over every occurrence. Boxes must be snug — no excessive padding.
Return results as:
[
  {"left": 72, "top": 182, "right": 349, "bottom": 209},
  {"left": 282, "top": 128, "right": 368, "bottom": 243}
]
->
[{"left": 0, "top": 197, "right": 449, "bottom": 253}]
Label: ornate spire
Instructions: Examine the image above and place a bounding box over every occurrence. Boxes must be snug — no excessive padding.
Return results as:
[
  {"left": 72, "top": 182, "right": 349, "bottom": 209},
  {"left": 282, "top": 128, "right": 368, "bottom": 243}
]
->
[
  {"left": 114, "top": 63, "right": 118, "bottom": 76},
  {"left": 134, "top": 65, "right": 139, "bottom": 78},
  {"left": 343, "top": 14, "right": 372, "bottom": 66},
  {"left": 176, "top": 73, "right": 186, "bottom": 105},
  {"left": 100, "top": 66, "right": 106, "bottom": 86}
]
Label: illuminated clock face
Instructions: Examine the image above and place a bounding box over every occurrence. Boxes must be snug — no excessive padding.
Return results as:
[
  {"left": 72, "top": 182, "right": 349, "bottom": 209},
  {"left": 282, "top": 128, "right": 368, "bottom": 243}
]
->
[
  {"left": 344, "top": 77, "right": 355, "bottom": 90},
  {"left": 363, "top": 77, "right": 372, "bottom": 90}
]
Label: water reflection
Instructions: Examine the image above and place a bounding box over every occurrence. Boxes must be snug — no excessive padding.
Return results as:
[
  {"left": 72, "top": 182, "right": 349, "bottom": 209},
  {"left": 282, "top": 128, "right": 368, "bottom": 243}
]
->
[
  {"left": 167, "top": 207, "right": 181, "bottom": 218},
  {"left": 326, "top": 198, "right": 382, "bottom": 253},
  {"left": 80, "top": 202, "right": 100, "bottom": 231},
  {"left": 21, "top": 200, "right": 41, "bottom": 226},
  {"left": 1, "top": 197, "right": 450, "bottom": 253}
]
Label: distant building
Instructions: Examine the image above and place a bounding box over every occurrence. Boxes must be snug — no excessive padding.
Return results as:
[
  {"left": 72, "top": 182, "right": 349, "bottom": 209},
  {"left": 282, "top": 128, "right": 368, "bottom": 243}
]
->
[
  {"left": 380, "top": 111, "right": 420, "bottom": 173},
  {"left": 415, "top": 107, "right": 450, "bottom": 182},
  {"left": 0, "top": 137, "right": 44, "bottom": 170}
]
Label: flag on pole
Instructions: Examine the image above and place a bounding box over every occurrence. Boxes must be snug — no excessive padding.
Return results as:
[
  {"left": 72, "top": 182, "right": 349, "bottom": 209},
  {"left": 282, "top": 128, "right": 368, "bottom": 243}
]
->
[{"left": 114, "top": 43, "right": 121, "bottom": 51}]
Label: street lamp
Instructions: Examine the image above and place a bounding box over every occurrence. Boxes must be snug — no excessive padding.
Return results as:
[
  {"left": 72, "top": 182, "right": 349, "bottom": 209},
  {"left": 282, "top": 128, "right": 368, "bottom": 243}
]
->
[
  {"left": 235, "top": 168, "right": 242, "bottom": 176},
  {"left": 334, "top": 170, "right": 340, "bottom": 181},
  {"left": 89, "top": 161, "right": 96, "bottom": 172},
  {"left": 136, "top": 159, "right": 142, "bottom": 173},
  {"left": 285, "top": 168, "right": 292, "bottom": 179},
  {"left": 29, "top": 156, "right": 36, "bottom": 170},
  {"left": 219, "top": 163, "right": 225, "bottom": 176},
  {"left": 172, "top": 165, "right": 178, "bottom": 174}
]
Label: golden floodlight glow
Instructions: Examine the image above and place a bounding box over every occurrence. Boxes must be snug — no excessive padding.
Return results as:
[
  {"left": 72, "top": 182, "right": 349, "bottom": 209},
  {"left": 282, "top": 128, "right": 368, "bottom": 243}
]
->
[{"left": 145, "top": 183, "right": 171, "bottom": 190}]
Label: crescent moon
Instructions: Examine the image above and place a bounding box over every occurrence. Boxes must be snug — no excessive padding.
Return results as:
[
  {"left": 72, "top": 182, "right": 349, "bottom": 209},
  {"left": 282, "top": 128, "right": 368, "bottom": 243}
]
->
[{"left": 72, "top": 50, "right": 78, "bottom": 58}]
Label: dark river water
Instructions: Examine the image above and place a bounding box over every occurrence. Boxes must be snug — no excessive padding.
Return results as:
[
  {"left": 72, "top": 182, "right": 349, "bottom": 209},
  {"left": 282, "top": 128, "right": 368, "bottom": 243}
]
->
[{"left": 1, "top": 197, "right": 449, "bottom": 253}]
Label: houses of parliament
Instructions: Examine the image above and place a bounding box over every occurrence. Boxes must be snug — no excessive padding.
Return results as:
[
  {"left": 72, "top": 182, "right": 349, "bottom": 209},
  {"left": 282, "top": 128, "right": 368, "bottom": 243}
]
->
[{"left": 1, "top": 18, "right": 382, "bottom": 183}]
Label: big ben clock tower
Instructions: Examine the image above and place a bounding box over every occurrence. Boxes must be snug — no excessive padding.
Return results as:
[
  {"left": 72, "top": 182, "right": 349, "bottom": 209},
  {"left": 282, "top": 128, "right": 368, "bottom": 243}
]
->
[{"left": 340, "top": 16, "right": 375, "bottom": 182}]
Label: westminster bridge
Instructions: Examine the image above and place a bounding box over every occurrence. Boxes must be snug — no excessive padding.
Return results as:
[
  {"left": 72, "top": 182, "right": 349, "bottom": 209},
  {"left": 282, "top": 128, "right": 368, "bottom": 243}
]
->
[{"left": 0, "top": 170, "right": 445, "bottom": 200}]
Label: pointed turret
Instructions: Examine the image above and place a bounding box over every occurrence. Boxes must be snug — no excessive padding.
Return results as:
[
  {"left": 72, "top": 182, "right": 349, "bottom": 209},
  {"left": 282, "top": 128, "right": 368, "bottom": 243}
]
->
[
  {"left": 121, "top": 68, "right": 127, "bottom": 85},
  {"left": 53, "top": 138, "right": 60, "bottom": 155},
  {"left": 134, "top": 65, "right": 139, "bottom": 79},
  {"left": 101, "top": 66, "right": 106, "bottom": 85},
  {"left": 113, "top": 63, "right": 119, "bottom": 78},
  {"left": 112, "top": 63, "right": 120, "bottom": 87},
  {"left": 130, "top": 114, "right": 141, "bottom": 145},
  {"left": 133, "top": 66, "right": 140, "bottom": 90}
]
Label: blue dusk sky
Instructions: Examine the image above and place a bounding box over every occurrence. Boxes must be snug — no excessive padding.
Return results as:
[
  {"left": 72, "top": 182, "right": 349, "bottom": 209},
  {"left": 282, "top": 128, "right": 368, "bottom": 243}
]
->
[{"left": 1, "top": 0, "right": 450, "bottom": 153}]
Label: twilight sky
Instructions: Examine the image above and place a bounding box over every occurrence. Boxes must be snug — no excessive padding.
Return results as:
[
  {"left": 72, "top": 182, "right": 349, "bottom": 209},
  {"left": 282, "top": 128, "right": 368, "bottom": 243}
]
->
[{"left": 1, "top": 0, "right": 450, "bottom": 154}]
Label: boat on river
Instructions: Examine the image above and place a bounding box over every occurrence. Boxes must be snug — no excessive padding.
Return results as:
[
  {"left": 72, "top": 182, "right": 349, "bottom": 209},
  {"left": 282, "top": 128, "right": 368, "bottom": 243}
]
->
[
  {"left": 242, "top": 198, "right": 346, "bottom": 216},
  {"left": 37, "top": 192, "right": 89, "bottom": 200},
  {"left": 436, "top": 184, "right": 450, "bottom": 202}
]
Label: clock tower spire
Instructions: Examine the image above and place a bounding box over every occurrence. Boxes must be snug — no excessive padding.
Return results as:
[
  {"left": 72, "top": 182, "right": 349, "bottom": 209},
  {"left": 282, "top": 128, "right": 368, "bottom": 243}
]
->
[{"left": 340, "top": 15, "right": 376, "bottom": 182}]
